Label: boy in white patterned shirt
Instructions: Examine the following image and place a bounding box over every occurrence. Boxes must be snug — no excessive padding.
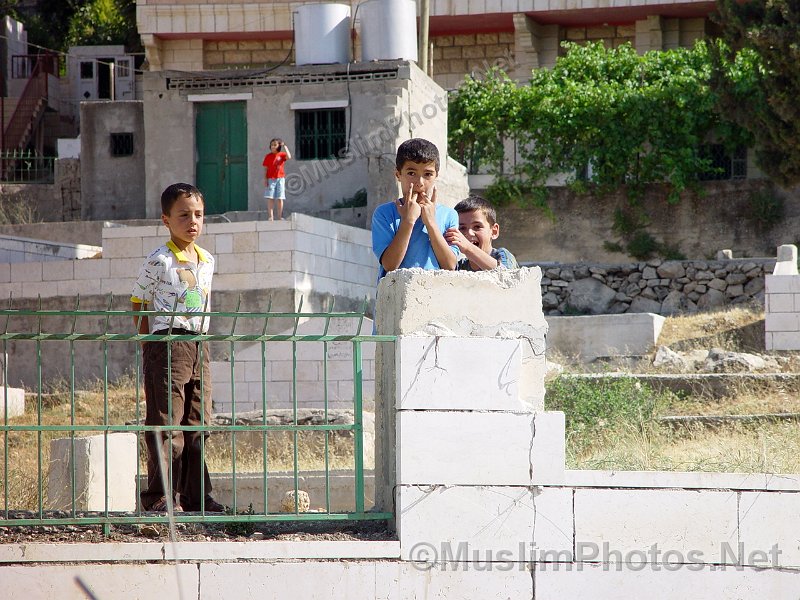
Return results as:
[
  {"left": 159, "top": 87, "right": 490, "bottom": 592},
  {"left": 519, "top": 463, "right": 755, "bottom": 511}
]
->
[{"left": 131, "top": 183, "right": 223, "bottom": 513}]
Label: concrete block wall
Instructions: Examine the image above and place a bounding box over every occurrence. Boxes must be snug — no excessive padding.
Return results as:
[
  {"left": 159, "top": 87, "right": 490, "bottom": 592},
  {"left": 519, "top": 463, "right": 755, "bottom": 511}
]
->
[
  {"left": 431, "top": 32, "right": 515, "bottom": 90},
  {"left": 0, "top": 213, "right": 378, "bottom": 389},
  {"left": 765, "top": 244, "right": 800, "bottom": 350},
  {"left": 0, "top": 212, "right": 376, "bottom": 304},
  {"left": 210, "top": 316, "right": 376, "bottom": 413},
  {"left": 0, "top": 235, "right": 100, "bottom": 263}
]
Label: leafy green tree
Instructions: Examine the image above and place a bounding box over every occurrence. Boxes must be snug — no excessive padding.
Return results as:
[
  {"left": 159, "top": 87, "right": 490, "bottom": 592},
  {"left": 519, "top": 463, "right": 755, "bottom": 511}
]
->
[
  {"left": 23, "top": 1, "right": 82, "bottom": 53},
  {"left": 66, "top": 0, "right": 135, "bottom": 48},
  {"left": 710, "top": 0, "right": 800, "bottom": 185},
  {"left": 448, "top": 41, "right": 752, "bottom": 205}
]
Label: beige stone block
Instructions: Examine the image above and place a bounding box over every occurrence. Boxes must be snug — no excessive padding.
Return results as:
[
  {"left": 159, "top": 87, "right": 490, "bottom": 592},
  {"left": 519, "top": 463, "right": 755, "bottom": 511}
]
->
[
  {"left": 431, "top": 46, "right": 443, "bottom": 59},
  {"left": 217, "top": 41, "right": 239, "bottom": 51},
  {"left": 486, "top": 43, "right": 510, "bottom": 58},
  {"left": 11, "top": 262, "right": 42, "bottom": 282},
  {"left": 110, "top": 257, "right": 147, "bottom": 279},
  {"left": 449, "top": 59, "right": 467, "bottom": 72},
  {"left": 476, "top": 33, "right": 498, "bottom": 44},
  {"left": 224, "top": 50, "right": 252, "bottom": 64},
  {"left": 205, "top": 51, "right": 224, "bottom": 66},
  {"left": 205, "top": 41, "right": 218, "bottom": 51},
  {"left": 617, "top": 24, "right": 636, "bottom": 37},
  {"left": 239, "top": 40, "right": 265, "bottom": 51},
  {"left": 264, "top": 39, "right": 284, "bottom": 49},
  {"left": 432, "top": 60, "right": 451, "bottom": 76},
  {"left": 453, "top": 34, "right": 476, "bottom": 45},
  {"left": 587, "top": 25, "right": 615, "bottom": 39},
  {"left": 233, "top": 232, "right": 258, "bottom": 253},
  {"left": 265, "top": 49, "right": 289, "bottom": 61},
  {"left": 462, "top": 45, "right": 487, "bottom": 59},
  {"left": 434, "top": 35, "right": 454, "bottom": 47},
  {"left": 566, "top": 27, "right": 586, "bottom": 40},
  {"left": 281, "top": 39, "right": 293, "bottom": 49},
  {"left": 43, "top": 261, "right": 73, "bottom": 282},
  {"left": 442, "top": 46, "right": 462, "bottom": 59},
  {"left": 498, "top": 32, "right": 514, "bottom": 44},
  {"left": 73, "top": 259, "right": 109, "bottom": 281}
]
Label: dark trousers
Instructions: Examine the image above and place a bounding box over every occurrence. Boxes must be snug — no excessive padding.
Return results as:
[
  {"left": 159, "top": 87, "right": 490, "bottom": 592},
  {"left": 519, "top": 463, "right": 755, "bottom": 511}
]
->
[{"left": 140, "top": 337, "right": 213, "bottom": 510}]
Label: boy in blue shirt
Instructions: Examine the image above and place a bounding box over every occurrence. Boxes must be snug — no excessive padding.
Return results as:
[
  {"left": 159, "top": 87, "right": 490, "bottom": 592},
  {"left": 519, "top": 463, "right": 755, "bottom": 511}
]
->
[{"left": 371, "top": 138, "right": 459, "bottom": 281}]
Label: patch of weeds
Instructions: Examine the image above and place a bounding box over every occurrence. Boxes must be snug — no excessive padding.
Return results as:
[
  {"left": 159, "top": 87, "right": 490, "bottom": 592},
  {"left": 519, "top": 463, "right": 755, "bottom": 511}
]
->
[
  {"left": 746, "top": 187, "right": 784, "bottom": 231},
  {"left": 545, "top": 375, "right": 672, "bottom": 452},
  {"left": 626, "top": 231, "right": 659, "bottom": 260},
  {"left": 224, "top": 503, "right": 257, "bottom": 537},
  {"left": 332, "top": 188, "right": 367, "bottom": 209},
  {"left": 603, "top": 240, "right": 624, "bottom": 254}
]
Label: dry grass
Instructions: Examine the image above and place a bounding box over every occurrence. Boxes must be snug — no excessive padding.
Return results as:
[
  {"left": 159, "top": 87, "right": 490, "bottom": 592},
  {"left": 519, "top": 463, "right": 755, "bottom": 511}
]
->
[
  {"left": 569, "top": 421, "right": 800, "bottom": 474},
  {"left": 656, "top": 304, "right": 765, "bottom": 352},
  {"left": 552, "top": 305, "right": 800, "bottom": 474}
]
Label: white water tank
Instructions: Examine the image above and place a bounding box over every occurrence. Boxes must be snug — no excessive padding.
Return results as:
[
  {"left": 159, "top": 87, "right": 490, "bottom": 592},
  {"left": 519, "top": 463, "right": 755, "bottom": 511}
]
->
[
  {"left": 294, "top": 3, "right": 351, "bottom": 66},
  {"left": 359, "top": 0, "right": 418, "bottom": 62}
]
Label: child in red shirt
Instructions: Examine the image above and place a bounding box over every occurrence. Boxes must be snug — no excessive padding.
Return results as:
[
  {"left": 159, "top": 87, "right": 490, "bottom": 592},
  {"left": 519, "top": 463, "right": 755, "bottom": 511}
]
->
[{"left": 262, "top": 138, "right": 291, "bottom": 220}]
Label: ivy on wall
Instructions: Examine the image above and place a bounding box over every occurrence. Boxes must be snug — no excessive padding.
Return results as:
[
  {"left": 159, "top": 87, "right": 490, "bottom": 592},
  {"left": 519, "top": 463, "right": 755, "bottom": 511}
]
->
[{"left": 448, "top": 41, "right": 754, "bottom": 208}]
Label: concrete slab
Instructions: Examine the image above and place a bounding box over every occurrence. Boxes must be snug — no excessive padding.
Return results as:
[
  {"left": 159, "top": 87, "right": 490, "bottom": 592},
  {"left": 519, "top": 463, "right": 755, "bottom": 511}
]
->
[
  {"left": 397, "top": 485, "right": 535, "bottom": 561},
  {"left": 199, "top": 561, "right": 384, "bottom": 600},
  {"left": 397, "top": 411, "right": 534, "bottom": 485},
  {"left": 1, "top": 563, "right": 198, "bottom": 600},
  {"left": 395, "top": 562, "right": 534, "bottom": 600},
  {"left": 396, "top": 336, "right": 529, "bottom": 411},
  {"left": 739, "top": 492, "right": 800, "bottom": 567},
  {"left": 530, "top": 411, "right": 566, "bottom": 484},
  {"left": 534, "top": 563, "right": 800, "bottom": 598},
  {"left": 47, "top": 433, "right": 138, "bottom": 511},
  {"left": 574, "top": 488, "right": 739, "bottom": 563},
  {"left": 546, "top": 312, "right": 665, "bottom": 360},
  {"left": 564, "top": 470, "right": 800, "bottom": 491},
  {"left": 0, "top": 386, "right": 24, "bottom": 419}
]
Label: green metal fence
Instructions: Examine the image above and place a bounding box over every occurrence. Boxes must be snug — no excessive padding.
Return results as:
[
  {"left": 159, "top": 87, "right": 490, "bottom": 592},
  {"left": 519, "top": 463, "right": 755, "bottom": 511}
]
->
[
  {"left": 0, "top": 150, "right": 55, "bottom": 183},
  {"left": 0, "top": 299, "right": 394, "bottom": 529}
]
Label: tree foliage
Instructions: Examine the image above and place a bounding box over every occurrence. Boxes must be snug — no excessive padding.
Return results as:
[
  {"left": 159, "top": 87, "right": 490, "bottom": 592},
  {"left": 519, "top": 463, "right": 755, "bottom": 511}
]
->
[
  {"left": 710, "top": 0, "right": 800, "bottom": 186},
  {"left": 66, "top": 0, "right": 135, "bottom": 48},
  {"left": 448, "top": 42, "right": 753, "bottom": 205}
]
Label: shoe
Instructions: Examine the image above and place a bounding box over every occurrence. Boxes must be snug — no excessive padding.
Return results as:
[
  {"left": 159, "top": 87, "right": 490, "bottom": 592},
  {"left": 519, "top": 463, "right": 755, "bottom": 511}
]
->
[
  {"left": 147, "top": 496, "right": 183, "bottom": 512},
  {"left": 182, "top": 495, "right": 226, "bottom": 512}
]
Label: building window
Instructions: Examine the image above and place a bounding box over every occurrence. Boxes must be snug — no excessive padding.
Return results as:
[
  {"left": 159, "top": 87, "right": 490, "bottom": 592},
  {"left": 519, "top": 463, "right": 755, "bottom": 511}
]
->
[
  {"left": 295, "top": 109, "right": 347, "bottom": 160},
  {"left": 110, "top": 133, "right": 134, "bottom": 157},
  {"left": 116, "top": 59, "right": 130, "bottom": 78},
  {"left": 80, "top": 61, "right": 94, "bottom": 80},
  {"left": 699, "top": 144, "right": 747, "bottom": 181}
]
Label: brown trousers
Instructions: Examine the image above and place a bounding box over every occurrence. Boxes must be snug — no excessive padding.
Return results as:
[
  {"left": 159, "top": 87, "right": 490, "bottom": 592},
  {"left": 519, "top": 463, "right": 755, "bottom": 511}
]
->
[{"left": 140, "top": 338, "right": 213, "bottom": 510}]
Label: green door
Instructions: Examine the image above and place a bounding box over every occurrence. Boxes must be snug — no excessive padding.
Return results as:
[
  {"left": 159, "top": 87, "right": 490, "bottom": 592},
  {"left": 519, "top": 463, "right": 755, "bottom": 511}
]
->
[{"left": 196, "top": 102, "right": 247, "bottom": 214}]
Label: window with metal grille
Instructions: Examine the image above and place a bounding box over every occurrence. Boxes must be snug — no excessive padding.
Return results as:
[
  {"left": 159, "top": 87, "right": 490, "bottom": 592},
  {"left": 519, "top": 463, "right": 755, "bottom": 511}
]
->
[
  {"left": 110, "top": 133, "right": 134, "bottom": 157},
  {"left": 295, "top": 109, "right": 347, "bottom": 160},
  {"left": 699, "top": 144, "right": 747, "bottom": 181}
]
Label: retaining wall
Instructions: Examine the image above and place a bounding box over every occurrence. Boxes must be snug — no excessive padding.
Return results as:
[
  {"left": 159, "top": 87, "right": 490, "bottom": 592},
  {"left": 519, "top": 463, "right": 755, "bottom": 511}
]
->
[{"left": 531, "top": 256, "right": 773, "bottom": 316}]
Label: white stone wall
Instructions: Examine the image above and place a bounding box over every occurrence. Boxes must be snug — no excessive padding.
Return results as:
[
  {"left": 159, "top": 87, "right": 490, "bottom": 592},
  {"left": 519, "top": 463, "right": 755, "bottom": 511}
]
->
[
  {"left": 210, "top": 316, "right": 375, "bottom": 413},
  {"left": 0, "top": 213, "right": 376, "bottom": 302},
  {"left": 765, "top": 244, "right": 800, "bottom": 350}
]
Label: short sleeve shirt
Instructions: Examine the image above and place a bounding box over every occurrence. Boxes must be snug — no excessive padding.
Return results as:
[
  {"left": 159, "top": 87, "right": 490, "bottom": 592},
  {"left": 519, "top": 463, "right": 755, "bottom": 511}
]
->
[
  {"left": 262, "top": 151, "right": 288, "bottom": 179},
  {"left": 131, "top": 240, "right": 215, "bottom": 334},
  {"left": 371, "top": 200, "right": 460, "bottom": 280},
  {"left": 456, "top": 247, "right": 518, "bottom": 271}
]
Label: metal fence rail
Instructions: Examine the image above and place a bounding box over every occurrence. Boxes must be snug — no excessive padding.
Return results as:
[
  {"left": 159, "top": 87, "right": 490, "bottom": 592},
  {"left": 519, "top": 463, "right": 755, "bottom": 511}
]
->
[
  {"left": 0, "top": 299, "right": 394, "bottom": 529},
  {"left": 0, "top": 150, "right": 55, "bottom": 183}
]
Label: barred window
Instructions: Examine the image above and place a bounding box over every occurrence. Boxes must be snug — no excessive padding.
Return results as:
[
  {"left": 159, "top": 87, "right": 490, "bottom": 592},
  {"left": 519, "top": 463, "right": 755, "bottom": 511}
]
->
[
  {"left": 699, "top": 144, "right": 747, "bottom": 181},
  {"left": 295, "top": 109, "right": 347, "bottom": 160},
  {"left": 110, "top": 133, "right": 134, "bottom": 157}
]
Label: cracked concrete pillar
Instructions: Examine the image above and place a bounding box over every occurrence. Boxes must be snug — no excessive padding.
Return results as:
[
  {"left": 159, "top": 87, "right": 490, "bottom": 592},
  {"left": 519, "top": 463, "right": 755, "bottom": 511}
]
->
[{"left": 373, "top": 268, "right": 564, "bottom": 563}]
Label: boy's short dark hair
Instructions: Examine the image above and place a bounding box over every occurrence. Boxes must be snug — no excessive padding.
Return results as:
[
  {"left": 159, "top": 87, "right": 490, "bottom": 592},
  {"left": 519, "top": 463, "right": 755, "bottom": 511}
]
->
[
  {"left": 395, "top": 138, "right": 440, "bottom": 172},
  {"left": 454, "top": 195, "right": 497, "bottom": 226},
  {"left": 270, "top": 138, "right": 283, "bottom": 146},
  {"left": 161, "top": 183, "right": 204, "bottom": 215}
]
